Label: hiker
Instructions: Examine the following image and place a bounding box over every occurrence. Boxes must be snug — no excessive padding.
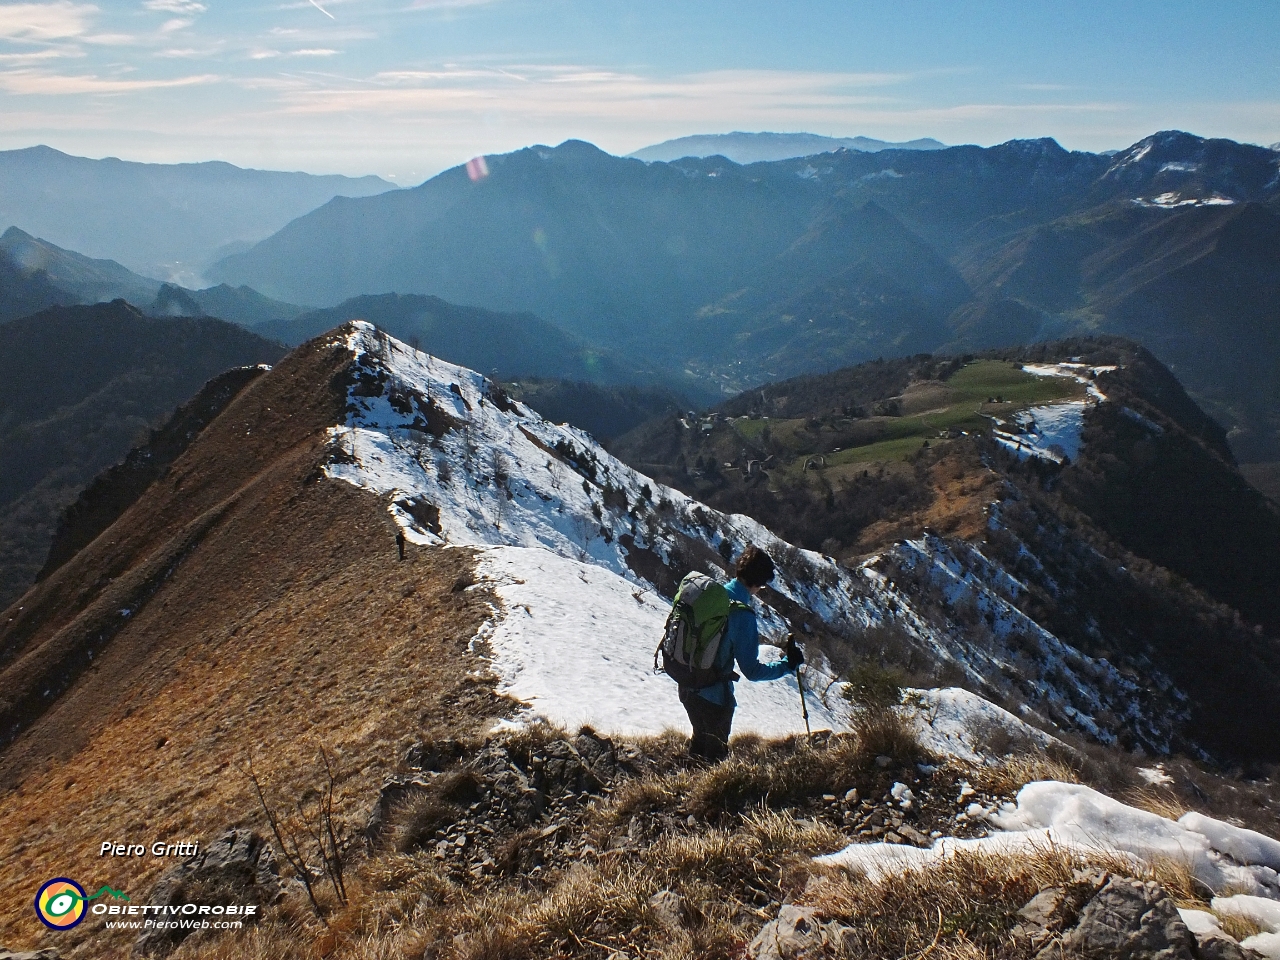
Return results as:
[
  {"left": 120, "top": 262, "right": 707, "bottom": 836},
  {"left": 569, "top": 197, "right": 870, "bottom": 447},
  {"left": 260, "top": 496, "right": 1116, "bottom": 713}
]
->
[
  {"left": 395, "top": 529, "right": 406, "bottom": 561},
  {"left": 678, "top": 545, "right": 803, "bottom": 761}
]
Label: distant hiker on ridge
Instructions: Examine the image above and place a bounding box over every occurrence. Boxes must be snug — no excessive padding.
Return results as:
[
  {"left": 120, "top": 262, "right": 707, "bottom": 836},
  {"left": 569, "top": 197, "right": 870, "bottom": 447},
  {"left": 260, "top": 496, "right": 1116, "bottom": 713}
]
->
[
  {"left": 656, "top": 545, "right": 803, "bottom": 762},
  {"left": 396, "top": 529, "right": 406, "bottom": 561}
]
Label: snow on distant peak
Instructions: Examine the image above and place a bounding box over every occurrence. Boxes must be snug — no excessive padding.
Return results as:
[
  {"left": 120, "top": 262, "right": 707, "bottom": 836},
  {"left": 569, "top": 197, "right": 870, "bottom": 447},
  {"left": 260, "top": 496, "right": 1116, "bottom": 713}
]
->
[
  {"left": 1132, "top": 192, "right": 1236, "bottom": 208},
  {"left": 993, "top": 402, "right": 1088, "bottom": 464},
  {"left": 987, "top": 362, "right": 1116, "bottom": 464},
  {"left": 1021, "top": 361, "right": 1115, "bottom": 401}
]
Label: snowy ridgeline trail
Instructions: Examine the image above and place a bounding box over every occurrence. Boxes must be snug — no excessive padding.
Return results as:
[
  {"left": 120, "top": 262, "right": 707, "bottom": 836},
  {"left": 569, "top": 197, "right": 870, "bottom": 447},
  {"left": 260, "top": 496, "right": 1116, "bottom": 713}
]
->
[
  {"left": 316, "top": 326, "right": 1280, "bottom": 942},
  {"left": 820, "top": 781, "right": 1280, "bottom": 956},
  {"left": 323, "top": 322, "right": 860, "bottom": 737},
  {"left": 472, "top": 547, "right": 844, "bottom": 738},
  {"left": 319, "top": 323, "right": 1190, "bottom": 752}
]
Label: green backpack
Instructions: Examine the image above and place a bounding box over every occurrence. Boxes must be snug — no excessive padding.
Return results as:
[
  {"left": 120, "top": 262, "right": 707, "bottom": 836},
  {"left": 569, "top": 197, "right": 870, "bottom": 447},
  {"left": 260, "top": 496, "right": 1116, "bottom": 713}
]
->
[{"left": 655, "top": 572, "right": 750, "bottom": 689}]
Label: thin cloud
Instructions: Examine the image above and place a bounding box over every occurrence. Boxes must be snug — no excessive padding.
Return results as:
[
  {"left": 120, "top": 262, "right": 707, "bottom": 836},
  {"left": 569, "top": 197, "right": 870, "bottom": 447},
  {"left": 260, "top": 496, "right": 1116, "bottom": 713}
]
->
[
  {"left": 277, "top": 66, "right": 914, "bottom": 120},
  {"left": 0, "top": 46, "right": 81, "bottom": 62},
  {"left": 0, "top": 2, "right": 97, "bottom": 40},
  {"left": 0, "top": 67, "right": 217, "bottom": 94},
  {"left": 142, "top": 0, "right": 206, "bottom": 12},
  {"left": 405, "top": 0, "right": 506, "bottom": 7},
  {"left": 292, "top": 48, "right": 340, "bottom": 56},
  {"left": 268, "top": 25, "right": 375, "bottom": 42},
  {"left": 155, "top": 42, "right": 224, "bottom": 57},
  {"left": 83, "top": 32, "right": 138, "bottom": 45}
]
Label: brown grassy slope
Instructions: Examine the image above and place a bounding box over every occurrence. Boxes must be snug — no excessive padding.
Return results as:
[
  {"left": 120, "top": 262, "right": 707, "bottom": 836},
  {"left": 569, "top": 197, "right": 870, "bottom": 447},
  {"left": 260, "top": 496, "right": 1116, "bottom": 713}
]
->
[{"left": 0, "top": 329, "right": 507, "bottom": 955}]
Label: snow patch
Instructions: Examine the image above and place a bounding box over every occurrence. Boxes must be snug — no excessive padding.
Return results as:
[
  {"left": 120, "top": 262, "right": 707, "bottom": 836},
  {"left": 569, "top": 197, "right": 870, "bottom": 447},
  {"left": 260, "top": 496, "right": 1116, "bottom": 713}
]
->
[
  {"left": 1213, "top": 895, "right": 1280, "bottom": 958},
  {"left": 1179, "top": 908, "right": 1221, "bottom": 936},
  {"left": 994, "top": 401, "right": 1087, "bottom": 464},
  {"left": 819, "top": 781, "right": 1280, "bottom": 900},
  {"left": 1133, "top": 192, "right": 1236, "bottom": 208},
  {"left": 901, "top": 687, "right": 1062, "bottom": 764},
  {"left": 472, "top": 545, "right": 848, "bottom": 738},
  {"left": 1138, "top": 765, "right": 1174, "bottom": 786}
]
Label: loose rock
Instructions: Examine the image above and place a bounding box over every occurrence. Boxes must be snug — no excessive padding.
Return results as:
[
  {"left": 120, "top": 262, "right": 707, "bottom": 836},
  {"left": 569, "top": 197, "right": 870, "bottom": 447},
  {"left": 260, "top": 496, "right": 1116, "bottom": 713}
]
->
[{"left": 133, "top": 829, "right": 280, "bottom": 957}]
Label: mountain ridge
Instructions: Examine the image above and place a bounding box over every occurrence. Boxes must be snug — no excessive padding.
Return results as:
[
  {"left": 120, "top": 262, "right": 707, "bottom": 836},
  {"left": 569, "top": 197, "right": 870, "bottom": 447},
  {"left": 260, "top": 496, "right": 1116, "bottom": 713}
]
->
[
  {"left": 2, "top": 323, "right": 1279, "bottom": 956},
  {"left": 628, "top": 131, "right": 948, "bottom": 163},
  {"left": 0, "top": 144, "right": 398, "bottom": 284},
  {"left": 208, "top": 130, "right": 1280, "bottom": 460},
  {"left": 0, "top": 301, "right": 285, "bottom": 608}
]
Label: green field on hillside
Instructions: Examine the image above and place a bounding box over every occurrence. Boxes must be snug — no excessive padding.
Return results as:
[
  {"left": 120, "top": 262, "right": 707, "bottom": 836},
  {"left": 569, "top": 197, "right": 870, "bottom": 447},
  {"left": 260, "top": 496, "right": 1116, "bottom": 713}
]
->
[
  {"left": 945, "top": 360, "right": 1086, "bottom": 406},
  {"left": 759, "top": 360, "right": 1085, "bottom": 480}
]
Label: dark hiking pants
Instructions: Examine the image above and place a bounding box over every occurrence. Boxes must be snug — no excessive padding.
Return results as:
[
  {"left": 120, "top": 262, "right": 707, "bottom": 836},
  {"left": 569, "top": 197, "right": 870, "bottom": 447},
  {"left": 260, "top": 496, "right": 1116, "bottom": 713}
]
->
[{"left": 679, "top": 686, "right": 734, "bottom": 761}]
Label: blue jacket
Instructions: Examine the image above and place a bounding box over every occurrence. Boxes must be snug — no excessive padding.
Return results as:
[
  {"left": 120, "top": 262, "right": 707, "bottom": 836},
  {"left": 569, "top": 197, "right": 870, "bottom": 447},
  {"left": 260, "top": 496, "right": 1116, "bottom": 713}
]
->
[{"left": 695, "top": 578, "right": 790, "bottom": 706}]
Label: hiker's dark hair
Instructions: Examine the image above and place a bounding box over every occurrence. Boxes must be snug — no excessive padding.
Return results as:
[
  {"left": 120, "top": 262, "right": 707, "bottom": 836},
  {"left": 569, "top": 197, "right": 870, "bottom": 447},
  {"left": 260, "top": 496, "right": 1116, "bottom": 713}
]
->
[{"left": 736, "top": 544, "right": 775, "bottom": 588}]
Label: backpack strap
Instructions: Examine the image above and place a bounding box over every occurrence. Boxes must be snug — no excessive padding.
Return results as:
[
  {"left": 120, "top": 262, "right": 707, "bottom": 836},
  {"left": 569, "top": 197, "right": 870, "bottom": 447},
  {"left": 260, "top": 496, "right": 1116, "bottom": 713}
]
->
[{"left": 654, "top": 604, "right": 678, "bottom": 674}]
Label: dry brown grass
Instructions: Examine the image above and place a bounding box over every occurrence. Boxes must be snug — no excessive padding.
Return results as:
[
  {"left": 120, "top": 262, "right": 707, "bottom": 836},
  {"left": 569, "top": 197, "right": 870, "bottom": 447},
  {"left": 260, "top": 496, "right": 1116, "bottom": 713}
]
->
[
  {"left": 1121, "top": 785, "right": 1188, "bottom": 823},
  {"left": 805, "top": 845, "right": 1080, "bottom": 959},
  {"left": 968, "top": 752, "right": 1082, "bottom": 798},
  {"left": 1218, "top": 913, "right": 1267, "bottom": 942},
  {"left": 0, "top": 499, "right": 503, "bottom": 957},
  {"left": 151, "top": 727, "right": 1236, "bottom": 960},
  {"left": 803, "top": 840, "right": 1216, "bottom": 960},
  {"left": 153, "top": 731, "right": 872, "bottom": 960}
]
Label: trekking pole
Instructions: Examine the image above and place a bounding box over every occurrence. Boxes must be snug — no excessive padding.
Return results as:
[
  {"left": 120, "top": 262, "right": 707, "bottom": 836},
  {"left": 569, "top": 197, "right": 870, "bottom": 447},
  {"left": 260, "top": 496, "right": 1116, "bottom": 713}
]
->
[
  {"left": 783, "top": 634, "right": 814, "bottom": 742},
  {"left": 796, "top": 665, "right": 812, "bottom": 736}
]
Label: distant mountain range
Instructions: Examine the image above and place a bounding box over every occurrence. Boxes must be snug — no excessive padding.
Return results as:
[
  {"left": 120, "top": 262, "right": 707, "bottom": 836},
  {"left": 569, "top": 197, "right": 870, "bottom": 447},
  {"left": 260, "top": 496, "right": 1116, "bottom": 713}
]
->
[
  {"left": 0, "top": 226, "right": 307, "bottom": 329},
  {"left": 209, "top": 130, "right": 1280, "bottom": 462},
  {"left": 0, "top": 145, "right": 396, "bottom": 285},
  {"left": 257, "top": 292, "right": 645, "bottom": 385},
  {"left": 627, "top": 131, "right": 948, "bottom": 164}
]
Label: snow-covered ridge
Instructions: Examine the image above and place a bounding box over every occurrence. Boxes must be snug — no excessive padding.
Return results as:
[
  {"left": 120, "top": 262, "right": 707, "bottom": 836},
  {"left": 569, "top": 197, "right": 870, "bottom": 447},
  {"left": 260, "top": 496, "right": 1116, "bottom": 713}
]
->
[
  {"left": 319, "top": 323, "right": 1187, "bottom": 750},
  {"left": 323, "top": 322, "right": 869, "bottom": 736}
]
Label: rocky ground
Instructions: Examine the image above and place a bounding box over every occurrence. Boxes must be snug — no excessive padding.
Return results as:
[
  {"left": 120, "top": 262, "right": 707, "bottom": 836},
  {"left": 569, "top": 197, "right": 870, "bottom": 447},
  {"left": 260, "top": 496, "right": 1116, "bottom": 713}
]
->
[{"left": 6, "top": 718, "right": 1275, "bottom": 960}]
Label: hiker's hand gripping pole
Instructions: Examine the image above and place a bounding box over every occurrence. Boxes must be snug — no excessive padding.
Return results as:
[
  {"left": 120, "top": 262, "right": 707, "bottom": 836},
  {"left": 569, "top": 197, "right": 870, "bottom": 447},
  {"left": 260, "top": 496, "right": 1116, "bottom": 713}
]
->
[{"left": 787, "top": 633, "right": 811, "bottom": 736}]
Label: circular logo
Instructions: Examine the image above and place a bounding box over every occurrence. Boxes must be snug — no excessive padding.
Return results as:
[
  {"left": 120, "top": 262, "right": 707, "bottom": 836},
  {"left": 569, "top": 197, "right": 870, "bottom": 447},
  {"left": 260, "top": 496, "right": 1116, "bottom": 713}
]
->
[{"left": 35, "top": 878, "right": 87, "bottom": 930}]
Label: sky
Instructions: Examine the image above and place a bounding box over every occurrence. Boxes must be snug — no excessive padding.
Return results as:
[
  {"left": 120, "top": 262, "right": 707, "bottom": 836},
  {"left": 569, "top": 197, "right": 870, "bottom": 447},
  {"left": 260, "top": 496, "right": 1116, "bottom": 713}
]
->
[{"left": 0, "top": 0, "right": 1278, "bottom": 181}]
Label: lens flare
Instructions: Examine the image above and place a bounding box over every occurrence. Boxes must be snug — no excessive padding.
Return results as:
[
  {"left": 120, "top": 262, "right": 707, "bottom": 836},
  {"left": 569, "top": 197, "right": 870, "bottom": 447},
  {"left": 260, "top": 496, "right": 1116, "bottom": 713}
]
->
[{"left": 466, "top": 156, "right": 489, "bottom": 181}]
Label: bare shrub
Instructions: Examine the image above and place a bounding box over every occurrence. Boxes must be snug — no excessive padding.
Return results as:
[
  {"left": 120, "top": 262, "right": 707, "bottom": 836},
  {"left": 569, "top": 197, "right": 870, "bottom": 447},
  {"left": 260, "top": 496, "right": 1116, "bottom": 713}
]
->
[
  {"left": 850, "top": 704, "right": 926, "bottom": 763},
  {"left": 394, "top": 769, "right": 484, "bottom": 853},
  {"left": 969, "top": 753, "right": 1083, "bottom": 798}
]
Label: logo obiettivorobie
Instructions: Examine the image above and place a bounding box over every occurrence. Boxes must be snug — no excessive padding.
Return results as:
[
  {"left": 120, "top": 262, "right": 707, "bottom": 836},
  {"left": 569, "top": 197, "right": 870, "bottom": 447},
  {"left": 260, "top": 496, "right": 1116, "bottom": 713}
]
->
[{"left": 35, "top": 878, "right": 129, "bottom": 930}]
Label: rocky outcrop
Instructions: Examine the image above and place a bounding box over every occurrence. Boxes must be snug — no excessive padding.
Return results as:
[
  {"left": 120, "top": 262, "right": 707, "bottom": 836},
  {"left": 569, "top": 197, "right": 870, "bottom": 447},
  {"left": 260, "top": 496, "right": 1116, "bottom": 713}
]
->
[
  {"left": 1041, "top": 876, "right": 1197, "bottom": 959},
  {"left": 747, "top": 905, "right": 847, "bottom": 959},
  {"left": 1016, "top": 873, "right": 1265, "bottom": 960},
  {"left": 132, "top": 829, "right": 280, "bottom": 957}
]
